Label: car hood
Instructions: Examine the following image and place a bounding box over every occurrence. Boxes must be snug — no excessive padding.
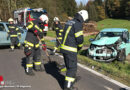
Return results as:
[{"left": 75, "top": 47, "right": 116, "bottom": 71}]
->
[{"left": 91, "top": 37, "right": 120, "bottom": 45}]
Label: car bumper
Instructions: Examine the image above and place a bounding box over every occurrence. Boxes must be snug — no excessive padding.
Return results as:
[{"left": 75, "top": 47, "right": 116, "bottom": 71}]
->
[{"left": 88, "top": 48, "right": 118, "bottom": 62}]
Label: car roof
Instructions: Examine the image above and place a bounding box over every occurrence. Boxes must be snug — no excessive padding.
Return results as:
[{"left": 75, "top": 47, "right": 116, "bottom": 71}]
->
[
  {"left": 101, "top": 28, "right": 128, "bottom": 32},
  {"left": 0, "top": 22, "right": 9, "bottom": 24}
]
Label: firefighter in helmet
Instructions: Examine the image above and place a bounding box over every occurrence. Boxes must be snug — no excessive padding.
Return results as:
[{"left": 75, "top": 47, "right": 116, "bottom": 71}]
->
[
  {"left": 52, "top": 17, "right": 63, "bottom": 53},
  {"left": 8, "top": 18, "right": 22, "bottom": 51},
  {"left": 52, "top": 17, "right": 67, "bottom": 72},
  {"left": 60, "top": 10, "right": 89, "bottom": 90},
  {"left": 24, "top": 14, "right": 49, "bottom": 76}
]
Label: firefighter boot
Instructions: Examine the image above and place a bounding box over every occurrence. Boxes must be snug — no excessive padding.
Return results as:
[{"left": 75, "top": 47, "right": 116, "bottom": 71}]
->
[
  {"left": 64, "top": 77, "right": 78, "bottom": 90},
  {"left": 25, "top": 67, "right": 35, "bottom": 76},
  {"left": 64, "top": 81, "right": 78, "bottom": 90},
  {"left": 17, "top": 43, "right": 23, "bottom": 50},
  {"left": 34, "top": 62, "right": 44, "bottom": 72},
  {"left": 9, "top": 46, "right": 14, "bottom": 52}
]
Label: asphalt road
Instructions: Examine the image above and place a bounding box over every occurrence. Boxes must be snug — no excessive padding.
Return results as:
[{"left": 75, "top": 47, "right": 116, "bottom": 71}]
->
[{"left": 0, "top": 47, "right": 124, "bottom": 90}]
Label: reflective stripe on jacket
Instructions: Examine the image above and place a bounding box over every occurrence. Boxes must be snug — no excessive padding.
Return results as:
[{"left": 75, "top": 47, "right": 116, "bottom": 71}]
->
[{"left": 60, "top": 19, "right": 84, "bottom": 53}]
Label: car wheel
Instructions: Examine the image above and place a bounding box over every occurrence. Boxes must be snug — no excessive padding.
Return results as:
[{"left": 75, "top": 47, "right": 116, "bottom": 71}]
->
[
  {"left": 86, "top": 49, "right": 89, "bottom": 57},
  {"left": 117, "top": 49, "right": 126, "bottom": 61}
]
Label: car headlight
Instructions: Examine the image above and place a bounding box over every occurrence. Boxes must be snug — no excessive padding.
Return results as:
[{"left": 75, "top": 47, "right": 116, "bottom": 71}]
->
[{"left": 90, "top": 44, "right": 95, "bottom": 50}]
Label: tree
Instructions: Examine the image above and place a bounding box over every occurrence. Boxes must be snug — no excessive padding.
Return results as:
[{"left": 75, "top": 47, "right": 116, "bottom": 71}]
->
[
  {"left": 106, "top": 0, "right": 121, "bottom": 18},
  {"left": 86, "top": 0, "right": 98, "bottom": 21},
  {"left": 120, "top": 0, "right": 130, "bottom": 18},
  {"left": 77, "top": 2, "right": 85, "bottom": 11},
  {"left": 94, "top": 0, "right": 106, "bottom": 20}
]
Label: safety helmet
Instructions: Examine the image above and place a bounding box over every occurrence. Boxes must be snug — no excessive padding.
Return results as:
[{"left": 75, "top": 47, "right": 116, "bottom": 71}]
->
[
  {"left": 78, "top": 10, "right": 88, "bottom": 21},
  {"left": 8, "top": 18, "right": 14, "bottom": 22},
  {"left": 39, "top": 14, "right": 49, "bottom": 23},
  {"left": 53, "top": 17, "right": 59, "bottom": 22}
]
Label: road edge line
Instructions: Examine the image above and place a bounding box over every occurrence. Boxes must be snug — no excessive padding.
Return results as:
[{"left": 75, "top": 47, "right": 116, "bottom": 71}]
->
[
  {"left": 56, "top": 53, "right": 129, "bottom": 88},
  {"left": 78, "top": 63, "right": 129, "bottom": 88}
]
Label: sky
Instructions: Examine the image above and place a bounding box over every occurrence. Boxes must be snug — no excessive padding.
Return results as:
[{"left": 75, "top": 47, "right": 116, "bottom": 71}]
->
[{"left": 75, "top": 0, "right": 89, "bottom": 5}]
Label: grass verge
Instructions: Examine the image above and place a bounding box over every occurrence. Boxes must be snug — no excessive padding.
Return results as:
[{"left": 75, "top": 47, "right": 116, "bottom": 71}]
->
[
  {"left": 97, "top": 19, "right": 130, "bottom": 31},
  {"left": 78, "top": 54, "right": 130, "bottom": 86}
]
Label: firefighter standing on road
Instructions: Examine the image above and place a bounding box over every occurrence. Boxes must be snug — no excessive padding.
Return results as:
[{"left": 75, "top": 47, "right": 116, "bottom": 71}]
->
[
  {"left": 52, "top": 17, "right": 63, "bottom": 53},
  {"left": 60, "top": 10, "right": 89, "bottom": 90},
  {"left": 24, "top": 14, "right": 49, "bottom": 76},
  {"left": 8, "top": 18, "right": 22, "bottom": 51}
]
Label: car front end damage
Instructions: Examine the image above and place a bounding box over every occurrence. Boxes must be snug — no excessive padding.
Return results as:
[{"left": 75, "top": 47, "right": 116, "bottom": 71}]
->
[{"left": 88, "top": 44, "right": 118, "bottom": 62}]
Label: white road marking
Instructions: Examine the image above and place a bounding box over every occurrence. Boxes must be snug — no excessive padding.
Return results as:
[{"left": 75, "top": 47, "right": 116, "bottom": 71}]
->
[
  {"left": 56, "top": 53, "right": 129, "bottom": 89},
  {"left": 78, "top": 63, "right": 129, "bottom": 89},
  {"left": 104, "top": 86, "right": 113, "bottom": 90}
]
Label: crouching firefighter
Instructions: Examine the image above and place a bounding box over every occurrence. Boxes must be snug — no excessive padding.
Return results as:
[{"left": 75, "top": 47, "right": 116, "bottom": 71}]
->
[
  {"left": 60, "top": 10, "right": 89, "bottom": 90},
  {"left": 8, "top": 18, "right": 22, "bottom": 51},
  {"left": 24, "top": 14, "right": 49, "bottom": 76}
]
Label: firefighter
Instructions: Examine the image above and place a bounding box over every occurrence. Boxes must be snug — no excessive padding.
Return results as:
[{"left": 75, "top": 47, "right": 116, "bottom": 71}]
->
[
  {"left": 8, "top": 18, "right": 22, "bottom": 51},
  {"left": 24, "top": 14, "right": 49, "bottom": 76},
  {"left": 60, "top": 10, "right": 88, "bottom": 90},
  {"left": 52, "top": 17, "right": 63, "bottom": 53},
  {"left": 52, "top": 17, "right": 67, "bottom": 72}
]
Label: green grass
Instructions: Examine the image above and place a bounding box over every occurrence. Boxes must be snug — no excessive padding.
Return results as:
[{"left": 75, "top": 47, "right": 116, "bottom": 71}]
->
[
  {"left": 97, "top": 19, "right": 130, "bottom": 31},
  {"left": 45, "top": 39, "right": 55, "bottom": 48},
  {"left": 84, "top": 35, "right": 95, "bottom": 45},
  {"left": 78, "top": 54, "right": 130, "bottom": 86},
  {"left": 47, "top": 30, "right": 56, "bottom": 37}
]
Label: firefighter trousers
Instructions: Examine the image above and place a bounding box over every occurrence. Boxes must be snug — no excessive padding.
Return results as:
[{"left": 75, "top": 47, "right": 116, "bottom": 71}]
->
[
  {"left": 24, "top": 46, "right": 42, "bottom": 69},
  {"left": 63, "top": 52, "right": 77, "bottom": 78},
  {"left": 10, "top": 37, "right": 20, "bottom": 49}
]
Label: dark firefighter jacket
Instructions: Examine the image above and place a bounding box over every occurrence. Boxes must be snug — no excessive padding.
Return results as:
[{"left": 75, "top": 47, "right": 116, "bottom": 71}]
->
[
  {"left": 60, "top": 13, "right": 84, "bottom": 54},
  {"left": 53, "top": 22, "right": 63, "bottom": 40},
  {"left": 8, "top": 24, "right": 19, "bottom": 37},
  {"left": 24, "top": 19, "right": 45, "bottom": 48}
]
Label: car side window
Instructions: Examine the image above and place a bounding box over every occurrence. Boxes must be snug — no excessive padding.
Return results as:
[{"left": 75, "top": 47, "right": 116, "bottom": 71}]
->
[{"left": 0, "top": 24, "right": 5, "bottom": 31}]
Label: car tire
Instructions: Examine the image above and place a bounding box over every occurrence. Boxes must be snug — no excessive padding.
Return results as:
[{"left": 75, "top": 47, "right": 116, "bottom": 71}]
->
[
  {"left": 86, "top": 49, "right": 89, "bottom": 57},
  {"left": 117, "top": 49, "right": 126, "bottom": 61}
]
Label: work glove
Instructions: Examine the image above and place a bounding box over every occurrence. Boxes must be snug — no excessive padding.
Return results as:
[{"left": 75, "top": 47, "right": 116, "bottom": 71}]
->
[
  {"left": 42, "top": 44, "right": 47, "bottom": 51},
  {"left": 34, "top": 30, "right": 40, "bottom": 36}
]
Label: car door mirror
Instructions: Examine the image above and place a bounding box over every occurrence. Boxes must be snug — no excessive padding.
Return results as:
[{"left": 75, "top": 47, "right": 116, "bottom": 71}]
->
[
  {"left": 129, "top": 39, "right": 130, "bottom": 43},
  {"left": 89, "top": 38, "right": 95, "bottom": 42}
]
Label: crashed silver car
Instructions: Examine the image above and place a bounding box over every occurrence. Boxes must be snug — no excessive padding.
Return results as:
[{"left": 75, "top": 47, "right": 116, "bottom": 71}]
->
[{"left": 87, "top": 28, "right": 130, "bottom": 62}]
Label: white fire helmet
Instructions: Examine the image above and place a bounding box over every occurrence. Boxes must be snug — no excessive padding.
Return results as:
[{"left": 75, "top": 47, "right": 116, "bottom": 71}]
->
[
  {"left": 8, "top": 18, "right": 14, "bottom": 22},
  {"left": 53, "top": 17, "right": 59, "bottom": 22},
  {"left": 39, "top": 14, "right": 49, "bottom": 23},
  {"left": 78, "top": 10, "right": 88, "bottom": 21}
]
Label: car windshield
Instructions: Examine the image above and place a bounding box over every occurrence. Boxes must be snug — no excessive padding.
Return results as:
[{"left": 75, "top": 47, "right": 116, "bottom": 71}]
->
[
  {"left": 30, "top": 11, "right": 43, "bottom": 19},
  {"left": 95, "top": 32, "right": 123, "bottom": 40}
]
